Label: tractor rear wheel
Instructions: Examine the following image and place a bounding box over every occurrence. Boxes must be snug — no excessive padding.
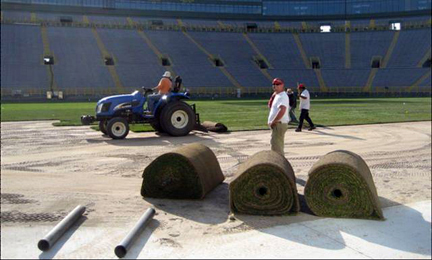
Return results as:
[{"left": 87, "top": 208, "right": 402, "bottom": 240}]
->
[
  {"left": 160, "top": 101, "right": 195, "bottom": 136},
  {"left": 107, "top": 117, "right": 129, "bottom": 139}
]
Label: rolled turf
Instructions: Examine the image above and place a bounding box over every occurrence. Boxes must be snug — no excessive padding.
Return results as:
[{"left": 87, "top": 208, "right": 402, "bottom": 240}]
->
[
  {"left": 304, "top": 150, "right": 384, "bottom": 220},
  {"left": 141, "top": 143, "right": 225, "bottom": 199},
  {"left": 229, "top": 150, "right": 300, "bottom": 215},
  {"left": 202, "top": 121, "right": 228, "bottom": 133}
]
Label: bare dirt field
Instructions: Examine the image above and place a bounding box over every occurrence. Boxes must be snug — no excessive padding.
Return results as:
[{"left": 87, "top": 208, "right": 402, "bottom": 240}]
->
[{"left": 1, "top": 121, "right": 431, "bottom": 258}]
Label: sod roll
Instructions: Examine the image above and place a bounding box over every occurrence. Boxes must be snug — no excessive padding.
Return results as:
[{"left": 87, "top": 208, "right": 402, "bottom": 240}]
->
[
  {"left": 202, "top": 121, "right": 228, "bottom": 133},
  {"left": 304, "top": 150, "right": 384, "bottom": 220},
  {"left": 141, "top": 143, "right": 225, "bottom": 199},
  {"left": 229, "top": 150, "right": 300, "bottom": 215}
]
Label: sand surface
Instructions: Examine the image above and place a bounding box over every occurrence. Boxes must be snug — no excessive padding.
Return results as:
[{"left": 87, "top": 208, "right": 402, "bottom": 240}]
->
[{"left": 1, "top": 121, "right": 431, "bottom": 258}]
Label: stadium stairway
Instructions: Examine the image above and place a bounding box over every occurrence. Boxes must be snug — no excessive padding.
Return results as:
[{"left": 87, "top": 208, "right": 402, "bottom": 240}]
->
[
  {"left": 30, "top": 12, "right": 37, "bottom": 23},
  {"left": 381, "top": 31, "right": 400, "bottom": 68},
  {"left": 242, "top": 33, "right": 274, "bottom": 81},
  {"left": 408, "top": 70, "right": 432, "bottom": 92},
  {"left": 293, "top": 33, "right": 328, "bottom": 92},
  {"left": 217, "top": 21, "right": 226, "bottom": 30},
  {"left": 86, "top": 15, "right": 124, "bottom": 92},
  {"left": 417, "top": 48, "right": 431, "bottom": 68},
  {"left": 364, "top": 68, "right": 379, "bottom": 92},
  {"left": 40, "top": 26, "right": 58, "bottom": 91},
  {"left": 369, "top": 19, "right": 376, "bottom": 29},
  {"left": 345, "top": 21, "right": 351, "bottom": 69},
  {"left": 292, "top": 34, "right": 310, "bottom": 69},
  {"left": 182, "top": 30, "right": 243, "bottom": 90},
  {"left": 128, "top": 17, "right": 179, "bottom": 83},
  {"left": 363, "top": 31, "right": 399, "bottom": 92},
  {"left": 314, "top": 69, "right": 328, "bottom": 92}
]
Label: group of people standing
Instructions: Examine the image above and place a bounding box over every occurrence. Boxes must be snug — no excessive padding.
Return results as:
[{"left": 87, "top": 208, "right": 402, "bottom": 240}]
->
[
  {"left": 268, "top": 78, "right": 316, "bottom": 156},
  {"left": 152, "top": 72, "right": 314, "bottom": 157}
]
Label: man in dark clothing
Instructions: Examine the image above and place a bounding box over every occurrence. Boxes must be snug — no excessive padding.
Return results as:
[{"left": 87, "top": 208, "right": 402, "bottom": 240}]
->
[{"left": 286, "top": 88, "right": 298, "bottom": 123}]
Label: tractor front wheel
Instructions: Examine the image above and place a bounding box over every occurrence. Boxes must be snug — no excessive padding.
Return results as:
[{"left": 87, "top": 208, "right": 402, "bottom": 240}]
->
[
  {"left": 107, "top": 117, "right": 130, "bottom": 139},
  {"left": 99, "top": 120, "right": 108, "bottom": 135}
]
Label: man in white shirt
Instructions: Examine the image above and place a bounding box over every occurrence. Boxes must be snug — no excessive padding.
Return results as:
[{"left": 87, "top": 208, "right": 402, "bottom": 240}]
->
[
  {"left": 295, "top": 83, "right": 316, "bottom": 132},
  {"left": 268, "top": 78, "right": 290, "bottom": 156}
]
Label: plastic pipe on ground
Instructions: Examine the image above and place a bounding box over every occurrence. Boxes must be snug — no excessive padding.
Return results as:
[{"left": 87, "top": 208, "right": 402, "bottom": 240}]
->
[
  {"left": 115, "top": 207, "right": 156, "bottom": 258},
  {"left": 37, "top": 205, "right": 86, "bottom": 251}
]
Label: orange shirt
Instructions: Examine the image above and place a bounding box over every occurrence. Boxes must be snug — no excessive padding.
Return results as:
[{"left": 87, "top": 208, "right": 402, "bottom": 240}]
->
[{"left": 156, "top": 78, "right": 171, "bottom": 94}]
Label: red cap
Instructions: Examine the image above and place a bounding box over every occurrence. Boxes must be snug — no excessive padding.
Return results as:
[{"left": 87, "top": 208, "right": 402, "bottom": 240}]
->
[
  {"left": 272, "top": 78, "right": 284, "bottom": 85},
  {"left": 298, "top": 83, "right": 305, "bottom": 89}
]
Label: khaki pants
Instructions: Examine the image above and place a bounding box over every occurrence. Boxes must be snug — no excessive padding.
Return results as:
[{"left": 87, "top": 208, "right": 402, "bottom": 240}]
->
[{"left": 271, "top": 123, "right": 288, "bottom": 156}]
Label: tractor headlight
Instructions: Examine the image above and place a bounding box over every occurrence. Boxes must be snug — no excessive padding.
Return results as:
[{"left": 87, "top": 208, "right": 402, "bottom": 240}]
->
[
  {"left": 96, "top": 104, "right": 103, "bottom": 113},
  {"left": 97, "top": 102, "right": 111, "bottom": 114}
]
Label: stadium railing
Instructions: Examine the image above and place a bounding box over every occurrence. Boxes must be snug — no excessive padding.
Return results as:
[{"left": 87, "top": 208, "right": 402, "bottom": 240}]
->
[{"left": 1, "top": 15, "right": 430, "bottom": 34}]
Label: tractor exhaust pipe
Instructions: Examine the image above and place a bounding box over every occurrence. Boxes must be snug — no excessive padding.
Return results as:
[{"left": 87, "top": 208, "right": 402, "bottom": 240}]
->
[
  {"left": 114, "top": 208, "right": 156, "bottom": 258},
  {"left": 38, "top": 205, "right": 86, "bottom": 251}
]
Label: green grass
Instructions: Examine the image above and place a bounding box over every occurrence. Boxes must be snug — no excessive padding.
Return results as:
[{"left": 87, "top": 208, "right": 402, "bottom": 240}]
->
[{"left": 1, "top": 98, "right": 431, "bottom": 132}]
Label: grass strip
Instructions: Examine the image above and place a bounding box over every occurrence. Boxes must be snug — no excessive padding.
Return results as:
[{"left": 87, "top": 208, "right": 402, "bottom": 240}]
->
[
  {"left": 141, "top": 143, "right": 225, "bottom": 199},
  {"left": 230, "top": 151, "right": 300, "bottom": 215},
  {"left": 304, "top": 150, "right": 384, "bottom": 220},
  {"left": 1, "top": 98, "right": 430, "bottom": 132}
]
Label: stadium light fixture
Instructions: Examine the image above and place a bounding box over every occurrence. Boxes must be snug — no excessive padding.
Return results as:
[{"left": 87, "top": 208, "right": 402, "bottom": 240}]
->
[
  {"left": 320, "top": 25, "right": 331, "bottom": 33},
  {"left": 104, "top": 57, "right": 115, "bottom": 66},
  {"left": 43, "top": 56, "right": 54, "bottom": 65},
  {"left": 390, "top": 22, "right": 401, "bottom": 31}
]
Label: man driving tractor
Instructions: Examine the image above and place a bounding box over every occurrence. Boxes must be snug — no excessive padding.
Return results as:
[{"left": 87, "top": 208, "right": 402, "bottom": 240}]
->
[{"left": 147, "top": 71, "right": 172, "bottom": 112}]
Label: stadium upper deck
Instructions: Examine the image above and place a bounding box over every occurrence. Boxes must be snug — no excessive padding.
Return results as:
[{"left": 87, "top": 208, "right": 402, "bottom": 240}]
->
[{"left": 2, "top": 0, "right": 431, "bottom": 20}]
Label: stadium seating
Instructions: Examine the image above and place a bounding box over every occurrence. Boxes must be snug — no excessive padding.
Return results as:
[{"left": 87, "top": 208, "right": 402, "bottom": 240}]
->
[
  {"left": 47, "top": 27, "right": 115, "bottom": 89},
  {"left": 350, "top": 31, "right": 395, "bottom": 68},
  {"left": 268, "top": 69, "right": 320, "bottom": 90},
  {"left": 373, "top": 68, "right": 431, "bottom": 87},
  {"left": 36, "top": 12, "right": 83, "bottom": 22},
  {"left": 87, "top": 15, "right": 127, "bottom": 25},
  {"left": 300, "top": 32, "right": 345, "bottom": 69},
  {"left": 1, "top": 24, "right": 48, "bottom": 90},
  {"left": 387, "top": 29, "right": 431, "bottom": 68},
  {"left": 97, "top": 28, "right": 165, "bottom": 88},
  {"left": 247, "top": 33, "right": 305, "bottom": 69},
  {"left": 419, "top": 74, "right": 431, "bottom": 87},
  {"left": 322, "top": 69, "right": 371, "bottom": 88},
  {"left": 2, "top": 10, "right": 31, "bottom": 20},
  {"left": 145, "top": 30, "right": 235, "bottom": 88},
  {"left": 188, "top": 31, "right": 270, "bottom": 87},
  {"left": 1, "top": 9, "right": 431, "bottom": 98}
]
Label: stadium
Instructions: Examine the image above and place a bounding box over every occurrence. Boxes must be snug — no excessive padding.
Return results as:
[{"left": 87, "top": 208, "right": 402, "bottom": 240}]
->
[
  {"left": 1, "top": 0, "right": 431, "bottom": 259},
  {"left": 1, "top": 0, "right": 431, "bottom": 99}
]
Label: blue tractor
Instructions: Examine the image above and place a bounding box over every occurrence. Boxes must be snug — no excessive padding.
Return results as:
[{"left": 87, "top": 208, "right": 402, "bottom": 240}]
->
[{"left": 81, "top": 87, "right": 206, "bottom": 139}]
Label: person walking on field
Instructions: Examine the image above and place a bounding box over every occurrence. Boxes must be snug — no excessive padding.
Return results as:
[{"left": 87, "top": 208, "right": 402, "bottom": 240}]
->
[
  {"left": 268, "top": 78, "right": 290, "bottom": 156},
  {"left": 295, "top": 83, "right": 316, "bottom": 132},
  {"left": 286, "top": 88, "right": 298, "bottom": 123}
]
